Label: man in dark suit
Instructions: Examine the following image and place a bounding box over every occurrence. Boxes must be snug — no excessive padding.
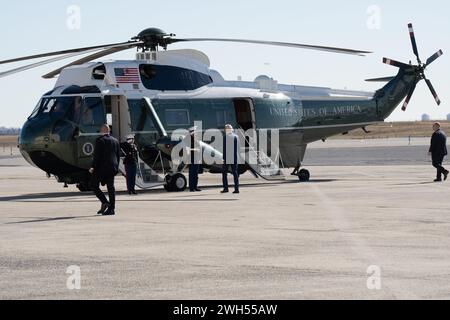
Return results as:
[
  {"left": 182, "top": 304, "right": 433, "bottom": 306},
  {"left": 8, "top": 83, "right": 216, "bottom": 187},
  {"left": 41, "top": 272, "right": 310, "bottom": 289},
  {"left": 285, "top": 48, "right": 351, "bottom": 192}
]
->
[
  {"left": 429, "top": 122, "right": 449, "bottom": 182},
  {"left": 221, "top": 124, "right": 240, "bottom": 194},
  {"left": 185, "top": 126, "right": 202, "bottom": 192},
  {"left": 89, "top": 124, "right": 120, "bottom": 215}
]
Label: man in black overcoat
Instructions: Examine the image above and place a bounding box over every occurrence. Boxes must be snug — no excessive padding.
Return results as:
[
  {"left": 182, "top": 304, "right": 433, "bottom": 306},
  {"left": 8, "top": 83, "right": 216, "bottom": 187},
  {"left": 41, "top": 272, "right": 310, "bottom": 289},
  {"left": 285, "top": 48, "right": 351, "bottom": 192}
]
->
[
  {"left": 89, "top": 124, "right": 120, "bottom": 215},
  {"left": 429, "top": 122, "right": 449, "bottom": 182}
]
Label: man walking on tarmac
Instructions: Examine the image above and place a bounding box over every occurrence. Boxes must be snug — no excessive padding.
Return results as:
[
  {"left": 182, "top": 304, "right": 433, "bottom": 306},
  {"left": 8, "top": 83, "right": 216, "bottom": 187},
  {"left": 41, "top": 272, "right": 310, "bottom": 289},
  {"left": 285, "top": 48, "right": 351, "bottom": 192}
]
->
[
  {"left": 89, "top": 124, "right": 120, "bottom": 215},
  {"left": 429, "top": 122, "right": 449, "bottom": 182}
]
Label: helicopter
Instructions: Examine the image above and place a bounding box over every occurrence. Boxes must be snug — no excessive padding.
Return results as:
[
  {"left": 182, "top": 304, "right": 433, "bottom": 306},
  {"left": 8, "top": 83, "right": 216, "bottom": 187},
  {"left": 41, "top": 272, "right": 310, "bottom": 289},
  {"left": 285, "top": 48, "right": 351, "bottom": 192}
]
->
[{"left": 0, "top": 24, "right": 443, "bottom": 192}]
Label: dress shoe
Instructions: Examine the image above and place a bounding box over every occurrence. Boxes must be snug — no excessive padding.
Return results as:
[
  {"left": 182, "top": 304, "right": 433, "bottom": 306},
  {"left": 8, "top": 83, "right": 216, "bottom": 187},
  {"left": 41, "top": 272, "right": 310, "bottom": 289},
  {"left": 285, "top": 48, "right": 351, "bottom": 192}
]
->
[
  {"left": 444, "top": 171, "right": 449, "bottom": 181},
  {"left": 97, "top": 203, "right": 109, "bottom": 215},
  {"left": 434, "top": 179, "right": 442, "bottom": 182},
  {"left": 102, "top": 209, "right": 115, "bottom": 216},
  {"left": 233, "top": 190, "right": 240, "bottom": 194},
  {"left": 195, "top": 188, "right": 202, "bottom": 192},
  {"left": 221, "top": 190, "right": 229, "bottom": 193}
]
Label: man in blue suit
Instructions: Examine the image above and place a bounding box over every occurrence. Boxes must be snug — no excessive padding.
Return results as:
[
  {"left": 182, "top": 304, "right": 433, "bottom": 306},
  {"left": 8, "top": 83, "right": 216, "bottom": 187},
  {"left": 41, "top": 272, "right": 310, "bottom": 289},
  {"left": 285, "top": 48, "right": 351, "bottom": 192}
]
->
[
  {"left": 429, "top": 122, "right": 449, "bottom": 182},
  {"left": 221, "top": 124, "right": 240, "bottom": 194}
]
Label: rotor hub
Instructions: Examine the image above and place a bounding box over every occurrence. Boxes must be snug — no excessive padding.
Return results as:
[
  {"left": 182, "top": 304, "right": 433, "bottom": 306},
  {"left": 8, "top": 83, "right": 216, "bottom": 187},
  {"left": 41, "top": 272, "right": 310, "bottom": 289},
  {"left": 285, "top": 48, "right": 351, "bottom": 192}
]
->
[{"left": 133, "top": 28, "right": 175, "bottom": 51}]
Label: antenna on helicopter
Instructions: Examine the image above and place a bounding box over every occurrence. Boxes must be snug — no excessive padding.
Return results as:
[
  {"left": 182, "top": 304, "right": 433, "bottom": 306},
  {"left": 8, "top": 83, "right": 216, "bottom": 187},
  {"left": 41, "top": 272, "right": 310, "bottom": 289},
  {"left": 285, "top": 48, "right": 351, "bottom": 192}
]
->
[{"left": 0, "top": 27, "right": 372, "bottom": 79}]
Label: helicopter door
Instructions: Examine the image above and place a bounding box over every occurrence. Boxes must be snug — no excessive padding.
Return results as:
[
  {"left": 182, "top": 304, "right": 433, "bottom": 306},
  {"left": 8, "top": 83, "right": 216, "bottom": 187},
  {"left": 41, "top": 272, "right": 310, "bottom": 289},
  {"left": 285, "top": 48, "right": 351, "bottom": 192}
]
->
[
  {"left": 104, "top": 95, "right": 133, "bottom": 142},
  {"left": 233, "top": 98, "right": 284, "bottom": 180},
  {"left": 234, "top": 98, "right": 255, "bottom": 131}
]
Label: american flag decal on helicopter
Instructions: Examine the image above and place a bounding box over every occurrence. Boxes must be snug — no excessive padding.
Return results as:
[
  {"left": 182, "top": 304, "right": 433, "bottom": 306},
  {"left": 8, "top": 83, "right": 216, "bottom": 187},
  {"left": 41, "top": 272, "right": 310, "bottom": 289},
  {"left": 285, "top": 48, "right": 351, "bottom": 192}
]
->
[{"left": 114, "top": 68, "right": 140, "bottom": 83}]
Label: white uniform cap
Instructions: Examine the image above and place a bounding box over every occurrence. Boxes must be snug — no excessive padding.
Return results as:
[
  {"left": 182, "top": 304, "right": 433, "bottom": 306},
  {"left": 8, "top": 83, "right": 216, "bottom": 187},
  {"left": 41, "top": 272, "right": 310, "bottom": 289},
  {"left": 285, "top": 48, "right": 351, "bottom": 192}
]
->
[
  {"left": 189, "top": 126, "right": 198, "bottom": 133},
  {"left": 126, "top": 134, "right": 135, "bottom": 140}
]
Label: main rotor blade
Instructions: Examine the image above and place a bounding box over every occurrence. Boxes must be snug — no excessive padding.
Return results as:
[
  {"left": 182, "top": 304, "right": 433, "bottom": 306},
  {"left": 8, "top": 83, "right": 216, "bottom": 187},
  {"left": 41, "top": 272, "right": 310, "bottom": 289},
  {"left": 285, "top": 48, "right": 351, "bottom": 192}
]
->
[
  {"left": 383, "top": 57, "right": 410, "bottom": 69},
  {"left": 426, "top": 50, "right": 443, "bottom": 67},
  {"left": 0, "top": 41, "right": 141, "bottom": 65},
  {"left": 42, "top": 45, "right": 134, "bottom": 79},
  {"left": 425, "top": 78, "right": 441, "bottom": 106},
  {"left": 402, "top": 83, "right": 417, "bottom": 111},
  {"left": 408, "top": 23, "right": 421, "bottom": 63},
  {"left": 171, "top": 38, "right": 372, "bottom": 56},
  {"left": 0, "top": 48, "right": 102, "bottom": 79}
]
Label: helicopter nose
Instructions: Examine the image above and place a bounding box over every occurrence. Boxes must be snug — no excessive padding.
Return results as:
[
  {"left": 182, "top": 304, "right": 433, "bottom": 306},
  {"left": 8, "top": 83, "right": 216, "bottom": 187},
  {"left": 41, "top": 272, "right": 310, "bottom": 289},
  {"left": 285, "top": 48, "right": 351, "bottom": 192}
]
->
[
  {"left": 20, "top": 118, "right": 52, "bottom": 147},
  {"left": 19, "top": 118, "right": 53, "bottom": 168}
]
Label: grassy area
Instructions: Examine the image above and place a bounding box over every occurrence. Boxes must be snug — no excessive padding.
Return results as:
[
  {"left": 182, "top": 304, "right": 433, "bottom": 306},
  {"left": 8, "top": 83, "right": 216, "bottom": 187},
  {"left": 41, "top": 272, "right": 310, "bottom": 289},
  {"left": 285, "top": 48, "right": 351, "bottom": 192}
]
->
[
  {"left": 333, "top": 121, "right": 450, "bottom": 139},
  {"left": 0, "top": 135, "right": 19, "bottom": 147}
]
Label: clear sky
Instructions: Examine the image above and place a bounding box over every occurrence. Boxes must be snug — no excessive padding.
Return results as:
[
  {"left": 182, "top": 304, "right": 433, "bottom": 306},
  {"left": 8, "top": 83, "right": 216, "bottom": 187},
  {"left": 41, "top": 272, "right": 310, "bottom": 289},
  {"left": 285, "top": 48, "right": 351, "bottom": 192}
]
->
[{"left": 0, "top": 0, "right": 448, "bottom": 127}]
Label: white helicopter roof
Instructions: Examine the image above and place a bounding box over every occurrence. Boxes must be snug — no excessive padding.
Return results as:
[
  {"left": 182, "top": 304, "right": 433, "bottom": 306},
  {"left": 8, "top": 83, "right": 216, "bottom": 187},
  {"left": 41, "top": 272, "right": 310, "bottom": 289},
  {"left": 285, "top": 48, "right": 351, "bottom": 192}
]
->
[{"left": 54, "top": 48, "right": 373, "bottom": 100}]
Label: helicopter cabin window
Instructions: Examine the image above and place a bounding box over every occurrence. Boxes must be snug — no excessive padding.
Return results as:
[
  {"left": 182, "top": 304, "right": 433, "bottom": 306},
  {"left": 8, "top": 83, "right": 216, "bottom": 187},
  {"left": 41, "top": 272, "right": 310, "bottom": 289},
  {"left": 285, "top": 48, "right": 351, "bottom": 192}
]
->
[
  {"left": 80, "top": 97, "right": 105, "bottom": 128},
  {"left": 216, "top": 110, "right": 227, "bottom": 128},
  {"left": 165, "top": 109, "right": 190, "bottom": 126},
  {"left": 139, "top": 64, "right": 212, "bottom": 91},
  {"left": 128, "top": 99, "right": 156, "bottom": 132}
]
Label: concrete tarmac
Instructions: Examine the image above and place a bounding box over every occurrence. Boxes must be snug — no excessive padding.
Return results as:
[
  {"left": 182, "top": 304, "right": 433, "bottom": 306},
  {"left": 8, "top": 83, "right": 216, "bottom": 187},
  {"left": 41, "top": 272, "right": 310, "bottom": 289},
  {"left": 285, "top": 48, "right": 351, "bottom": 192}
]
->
[{"left": 1, "top": 142, "right": 450, "bottom": 299}]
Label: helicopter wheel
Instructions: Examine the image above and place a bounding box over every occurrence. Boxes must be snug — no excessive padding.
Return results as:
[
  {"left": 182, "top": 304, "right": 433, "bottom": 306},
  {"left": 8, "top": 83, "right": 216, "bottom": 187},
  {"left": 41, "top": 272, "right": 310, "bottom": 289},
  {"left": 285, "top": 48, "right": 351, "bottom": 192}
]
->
[
  {"left": 164, "top": 173, "right": 187, "bottom": 192},
  {"left": 297, "top": 169, "right": 310, "bottom": 182}
]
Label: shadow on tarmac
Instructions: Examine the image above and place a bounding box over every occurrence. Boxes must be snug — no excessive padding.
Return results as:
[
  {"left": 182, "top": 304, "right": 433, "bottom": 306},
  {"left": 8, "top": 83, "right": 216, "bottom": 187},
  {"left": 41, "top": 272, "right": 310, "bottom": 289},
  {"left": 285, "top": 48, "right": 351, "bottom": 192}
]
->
[
  {"left": 0, "top": 179, "right": 336, "bottom": 202},
  {"left": 5, "top": 215, "right": 99, "bottom": 224}
]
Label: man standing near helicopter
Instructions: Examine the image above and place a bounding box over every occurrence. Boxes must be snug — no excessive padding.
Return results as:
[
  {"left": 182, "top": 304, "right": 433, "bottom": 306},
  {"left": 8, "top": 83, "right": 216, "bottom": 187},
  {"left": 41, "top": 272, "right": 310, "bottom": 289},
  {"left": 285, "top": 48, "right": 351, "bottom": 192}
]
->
[
  {"left": 185, "top": 126, "right": 202, "bottom": 192},
  {"left": 89, "top": 124, "right": 120, "bottom": 215},
  {"left": 221, "top": 124, "right": 240, "bottom": 194},
  {"left": 121, "top": 134, "right": 138, "bottom": 195}
]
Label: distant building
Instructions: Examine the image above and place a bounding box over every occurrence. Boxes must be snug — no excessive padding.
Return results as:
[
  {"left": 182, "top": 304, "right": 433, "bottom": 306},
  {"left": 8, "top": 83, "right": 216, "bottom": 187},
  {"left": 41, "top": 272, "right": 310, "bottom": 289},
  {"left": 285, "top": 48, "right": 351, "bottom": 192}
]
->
[
  {"left": 447, "top": 114, "right": 450, "bottom": 121},
  {"left": 422, "top": 114, "right": 431, "bottom": 122}
]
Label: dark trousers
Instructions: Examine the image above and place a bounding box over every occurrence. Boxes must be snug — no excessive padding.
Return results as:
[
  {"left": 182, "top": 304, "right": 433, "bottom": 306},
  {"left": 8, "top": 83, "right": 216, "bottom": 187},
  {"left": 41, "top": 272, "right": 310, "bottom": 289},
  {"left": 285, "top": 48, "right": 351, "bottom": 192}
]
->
[
  {"left": 189, "top": 164, "right": 200, "bottom": 191},
  {"left": 432, "top": 155, "right": 448, "bottom": 180},
  {"left": 222, "top": 164, "right": 239, "bottom": 191},
  {"left": 125, "top": 162, "right": 137, "bottom": 192},
  {"left": 91, "top": 175, "right": 116, "bottom": 209}
]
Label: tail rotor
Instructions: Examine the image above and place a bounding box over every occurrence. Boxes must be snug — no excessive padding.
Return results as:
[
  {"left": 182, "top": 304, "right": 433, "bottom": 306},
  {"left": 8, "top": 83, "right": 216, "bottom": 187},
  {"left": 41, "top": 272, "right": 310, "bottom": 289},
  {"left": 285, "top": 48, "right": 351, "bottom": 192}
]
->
[{"left": 382, "top": 23, "right": 443, "bottom": 111}]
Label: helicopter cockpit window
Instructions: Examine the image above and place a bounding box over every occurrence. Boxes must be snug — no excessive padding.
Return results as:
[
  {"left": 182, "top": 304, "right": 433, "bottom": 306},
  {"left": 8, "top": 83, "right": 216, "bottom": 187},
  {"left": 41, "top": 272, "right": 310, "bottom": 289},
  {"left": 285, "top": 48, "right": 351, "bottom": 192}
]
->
[
  {"left": 139, "top": 64, "right": 212, "bottom": 91},
  {"left": 29, "top": 96, "right": 83, "bottom": 121},
  {"left": 52, "top": 97, "right": 82, "bottom": 120},
  {"left": 29, "top": 99, "right": 43, "bottom": 119},
  {"left": 42, "top": 99, "right": 56, "bottom": 113},
  {"left": 80, "top": 97, "right": 105, "bottom": 127}
]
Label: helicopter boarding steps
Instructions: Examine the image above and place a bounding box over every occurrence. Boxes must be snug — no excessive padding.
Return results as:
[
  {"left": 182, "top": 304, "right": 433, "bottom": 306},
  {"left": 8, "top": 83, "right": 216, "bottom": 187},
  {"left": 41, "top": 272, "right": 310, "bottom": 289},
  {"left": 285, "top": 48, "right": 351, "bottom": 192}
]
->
[
  {"left": 118, "top": 156, "right": 166, "bottom": 190},
  {"left": 236, "top": 130, "right": 285, "bottom": 181}
]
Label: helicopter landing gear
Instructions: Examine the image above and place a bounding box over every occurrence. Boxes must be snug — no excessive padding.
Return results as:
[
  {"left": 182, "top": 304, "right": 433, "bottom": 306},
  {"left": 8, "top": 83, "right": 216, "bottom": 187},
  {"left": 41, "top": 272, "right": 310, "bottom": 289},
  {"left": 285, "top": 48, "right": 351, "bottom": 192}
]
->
[
  {"left": 76, "top": 181, "right": 92, "bottom": 192},
  {"left": 291, "top": 161, "right": 310, "bottom": 182},
  {"left": 297, "top": 169, "right": 310, "bottom": 182},
  {"left": 164, "top": 173, "right": 187, "bottom": 192}
]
